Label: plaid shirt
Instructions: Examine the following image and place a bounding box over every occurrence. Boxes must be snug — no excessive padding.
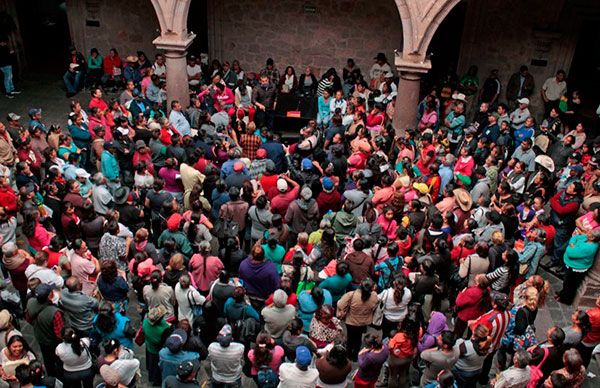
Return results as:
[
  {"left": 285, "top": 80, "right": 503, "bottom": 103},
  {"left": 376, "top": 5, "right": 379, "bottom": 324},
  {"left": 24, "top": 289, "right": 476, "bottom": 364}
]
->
[
  {"left": 249, "top": 159, "right": 269, "bottom": 179},
  {"left": 239, "top": 134, "right": 262, "bottom": 160}
]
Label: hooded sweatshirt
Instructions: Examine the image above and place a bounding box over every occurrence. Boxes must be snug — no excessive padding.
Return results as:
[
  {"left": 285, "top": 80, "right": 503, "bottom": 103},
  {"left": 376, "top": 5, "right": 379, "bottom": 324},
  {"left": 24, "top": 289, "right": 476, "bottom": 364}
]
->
[
  {"left": 417, "top": 311, "right": 448, "bottom": 352},
  {"left": 238, "top": 258, "right": 280, "bottom": 300},
  {"left": 345, "top": 251, "right": 374, "bottom": 285},
  {"left": 284, "top": 198, "right": 319, "bottom": 234},
  {"left": 331, "top": 210, "right": 357, "bottom": 240}
]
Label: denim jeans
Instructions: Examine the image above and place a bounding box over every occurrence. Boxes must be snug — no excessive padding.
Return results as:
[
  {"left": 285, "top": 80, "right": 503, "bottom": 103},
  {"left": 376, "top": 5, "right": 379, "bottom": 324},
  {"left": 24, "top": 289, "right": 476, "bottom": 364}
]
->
[
  {"left": 0, "top": 65, "right": 14, "bottom": 94},
  {"left": 64, "top": 70, "right": 83, "bottom": 93}
]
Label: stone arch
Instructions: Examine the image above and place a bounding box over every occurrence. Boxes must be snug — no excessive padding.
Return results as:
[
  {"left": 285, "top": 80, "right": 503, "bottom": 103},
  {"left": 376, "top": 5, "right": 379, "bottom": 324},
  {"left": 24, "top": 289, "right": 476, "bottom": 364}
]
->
[
  {"left": 150, "top": 0, "right": 192, "bottom": 38},
  {"left": 395, "top": 0, "right": 461, "bottom": 62}
]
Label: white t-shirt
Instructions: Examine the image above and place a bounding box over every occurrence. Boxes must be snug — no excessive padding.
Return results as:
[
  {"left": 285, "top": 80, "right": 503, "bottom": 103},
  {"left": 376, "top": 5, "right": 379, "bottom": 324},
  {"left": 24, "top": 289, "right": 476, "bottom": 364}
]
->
[
  {"left": 174, "top": 283, "right": 205, "bottom": 323},
  {"left": 378, "top": 287, "right": 412, "bottom": 322},
  {"left": 153, "top": 63, "right": 166, "bottom": 77},
  {"left": 187, "top": 65, "right": 202, "bottom": 86},
  {"left": 55, "top": 338, "right": 92, "bottom": 372},
  {"left": 542, "top": 77, "right": 567, "bottom": 101},
  {"left": 278, "top": 363, "right": 319, "bottom": 388}
]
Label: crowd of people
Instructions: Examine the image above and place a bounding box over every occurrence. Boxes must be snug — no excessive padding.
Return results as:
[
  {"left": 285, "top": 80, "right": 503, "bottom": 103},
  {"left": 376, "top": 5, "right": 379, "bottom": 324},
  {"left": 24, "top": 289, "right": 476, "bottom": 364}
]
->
[{"left": 0, "top": 45, "right": 599, "bottom": 388}]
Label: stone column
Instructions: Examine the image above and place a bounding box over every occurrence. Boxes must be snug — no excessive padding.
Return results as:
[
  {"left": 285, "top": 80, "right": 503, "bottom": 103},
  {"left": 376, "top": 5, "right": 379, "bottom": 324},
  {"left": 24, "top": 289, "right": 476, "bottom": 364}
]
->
[
  {"left": 392, "top": 56, "right": 431, "bottom": 137},
  {"left": 153, "top": 34, "right": 195, "bottom": 109}
]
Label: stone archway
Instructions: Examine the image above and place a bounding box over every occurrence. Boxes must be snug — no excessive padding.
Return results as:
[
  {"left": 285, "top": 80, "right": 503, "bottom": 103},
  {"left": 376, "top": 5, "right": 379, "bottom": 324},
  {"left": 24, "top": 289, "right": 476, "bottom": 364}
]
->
[
  {"left": 392, "top": 0, "right": 461, "bottom": 135},
  {"left": 150, "top": 0, "right": 195, "bottom": 108}
]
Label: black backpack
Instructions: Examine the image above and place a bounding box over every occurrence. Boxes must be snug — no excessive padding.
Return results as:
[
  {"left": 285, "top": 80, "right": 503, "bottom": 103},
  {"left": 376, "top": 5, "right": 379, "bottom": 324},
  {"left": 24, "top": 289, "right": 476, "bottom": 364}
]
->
[{"left": 229, "top": 305, "right": 259, "bottom": 344}]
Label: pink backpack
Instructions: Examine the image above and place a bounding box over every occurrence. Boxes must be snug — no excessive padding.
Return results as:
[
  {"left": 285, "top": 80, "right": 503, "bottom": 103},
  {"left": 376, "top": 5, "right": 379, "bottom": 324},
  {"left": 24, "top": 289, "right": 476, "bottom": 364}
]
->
[{"left": 527, "top": 347, "right": 549, "bottom": 388}]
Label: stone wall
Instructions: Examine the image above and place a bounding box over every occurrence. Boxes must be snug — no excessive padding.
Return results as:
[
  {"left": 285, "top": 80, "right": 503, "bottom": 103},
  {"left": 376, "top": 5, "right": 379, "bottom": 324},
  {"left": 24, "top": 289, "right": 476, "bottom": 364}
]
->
[
  {"left": 456, "top": 0, "right": 579, "bottom": 117},
  {"left": 65, "top": 0, "right": 161, "bottom": 60},
  {"left": 206, "top": 0, "right": 403, "bottom": 78}
]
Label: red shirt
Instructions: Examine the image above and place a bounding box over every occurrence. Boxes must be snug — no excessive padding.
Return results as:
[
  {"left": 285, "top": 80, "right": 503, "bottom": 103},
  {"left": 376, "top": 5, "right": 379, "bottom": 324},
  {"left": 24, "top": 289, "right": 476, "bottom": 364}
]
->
[
  {"left": 270, "top": 187, "right": 300, "bottom": 217},
  {"left": 416, "top": 144, "right": 436, "bottom": 175},
  {"left": 89, "top": 97, "right": 108, "bottom": 112},
  {"left": 261, "top": 175, "right": 279, "bottom": 197},
  {"left": 0, "top": 187, "right": 18, "bottom": 214}
]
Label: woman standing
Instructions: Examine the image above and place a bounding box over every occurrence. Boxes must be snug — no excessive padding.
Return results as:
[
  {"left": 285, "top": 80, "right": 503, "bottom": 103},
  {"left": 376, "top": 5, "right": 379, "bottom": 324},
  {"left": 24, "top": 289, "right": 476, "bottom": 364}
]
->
[
  {"left": 189, "top": 241, "right": 224, "bottom": 295},
  {"left": 55, "top": 328, "right": 94, "bottom": 388},
  {"left": 454, "top": 274, "right": 490, "bottom": 338},
  {"left": 309, "top": 305, "right": 344, "bottom": 350},
  {"left": 143, "top": 271, "right": 176, "bottom": 322},
  {"left": 0, "top": 335, "right": 36, "bottom": 387},
  {"left": 378, "top": 276, "right": 412, "bottom": 340},
  {"left": 387, "top": 319, "right": 419, "bottom": 388},
  {"left": 96, "top": 259, "right": 129, "bottom": 313},
  {"left": 336, "top": 278, "right": 378, "bottom": 361},
  {"left": 247, "top": 331, "right": 285, "bottom": 386},
  {"left": 142, "top": 305, "right": 171, "bottom": 386},
  {"left": 452, "top": 324, "right": 492, "bottom": 388},
  {"left": 354, "top": 333, "right": 389, "bottom": 388},
  {"left": 315, "top": 344, "right": 352, "bottom": 388},
  {"left": 93, "top": 302, "right": 135, "bottom": 350}
]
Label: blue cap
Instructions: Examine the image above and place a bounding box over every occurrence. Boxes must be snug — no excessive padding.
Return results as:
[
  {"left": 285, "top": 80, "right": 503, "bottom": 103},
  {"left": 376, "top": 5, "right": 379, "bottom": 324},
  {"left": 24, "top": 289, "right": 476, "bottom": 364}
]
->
[
  {"left": 301, "top": 158, "right": 313, "bottom": 171},
  {"left": 571, "top": 164, "right": 584, "bottom": 174},
  {"left": 295, "top": 346, "right": 312, "bottom": 366},
  {"left": 322, "top": 177, "right": 334, "bottom": 191}
]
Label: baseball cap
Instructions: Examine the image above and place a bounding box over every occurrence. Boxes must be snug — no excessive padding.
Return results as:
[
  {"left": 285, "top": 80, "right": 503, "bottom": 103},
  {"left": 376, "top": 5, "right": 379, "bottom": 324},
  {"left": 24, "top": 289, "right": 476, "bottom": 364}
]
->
[
  {"left": 233, "top": 162, "right": 244, "bottom": 172},
  {"left": 135, "top": 140, "right": 146, "bottom": 150},
  {"left": 35, "top": 284, "right": 55, "bottom": 303},
  {"left": 322, "top": 177, "right": 334, "bottom": 192},
  {"left": 301, "top": 158, "right": 313, "bottom": 171},
  {"left": 569, "top": 152, "right": 582, "bottom": 161},
  {"left": 166, "top": 329, "right": 188, "bottom": 353},
  {"left": 75, "top": 168, "right": 90, "bottom": 179},
  {"left": 217, "top": 324, "right": 233, "bottom": 347},
  {"left": 300, "top": 187, "right": 313, "bottom": 201},
  {"left": 517, "top": 97, "right": 530, "bottom": 105},
  {"left": 177, "top": 359, "right": 200, "bottom": 378},
  {"left": 7, "top": 113, "right": 20, "bottom": 121},
  {"left": 276, "top": 178, "right": 288, "bottom": 192},
  {"left": 28, "top": 108, "right": 41, "bottom": 117},
  {"left": 571, "top": 164, "right": 584, "bottom": 174},
  {"left": 295, "top": 346, "right": 312, "bottom": 367},
  {"left": 256, "top": 148, "right": 267, "bottom": 159}
]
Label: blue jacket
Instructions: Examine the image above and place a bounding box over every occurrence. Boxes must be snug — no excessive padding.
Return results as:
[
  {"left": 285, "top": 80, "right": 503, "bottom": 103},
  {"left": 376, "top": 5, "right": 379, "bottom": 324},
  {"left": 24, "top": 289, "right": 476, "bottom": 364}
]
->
[
  {"left": 518, "top": 240, "right": 545, "bottom": 279},
  {"left": 101, "top": 150, "right": 120, "bottom": 182},
  {"left": 68, "top": 123, "right": 92, "bottom": 149},
  {"left": 297, "top": 289, "right": 333, "bottom": 331},
  {"left": 159, "top": 348, "right": 200, "bottom": 380},
  {"left": 93, "top": 312, "right": 133, "bottom": 349},
  {"left": 513, "top": 125, "right": 534, "bottom": 147}
]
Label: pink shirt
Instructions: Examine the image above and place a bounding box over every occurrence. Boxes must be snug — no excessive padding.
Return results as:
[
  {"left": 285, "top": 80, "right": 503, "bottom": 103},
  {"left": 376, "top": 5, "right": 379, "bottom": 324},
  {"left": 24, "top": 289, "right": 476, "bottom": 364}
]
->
[
  {"left": 454, "top": 156, "right": 475, "bottom": 177},
  {"left": 580, "top": 211, "right": 600, "bottom": 232},
  {"left": 418, "top": 110, "right": 438, "bottom": 130},
  {"left": 158, "top": 167, "right": 183, "bottom": 193},
  {"left": 189, "top": 254, "right": 224, "bottom": 292},
  {"left": 28, "top": 223, "right": 52, "bottom": 251},
  {"left": 377, "top": 214, "right": 398, "bottom": 240},
  {"left": 70, "top": 253, "right": 96, "bottom": 295},
  {"left": 248, "top": 345, "right": 285, "bottom": 375}
]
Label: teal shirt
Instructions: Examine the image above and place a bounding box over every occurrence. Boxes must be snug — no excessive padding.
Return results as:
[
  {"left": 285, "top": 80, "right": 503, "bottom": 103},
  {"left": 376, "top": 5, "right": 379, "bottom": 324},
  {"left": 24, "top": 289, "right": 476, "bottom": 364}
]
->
[
  {"left": 88, "top": 55, "right": 103, "bottom": 70},
  {"left": 564, "top": 234, "right": 599, "bottom": 271},
  {"left": 319, "top": 273, "right": 352, "bottom": 303},
  {"left": 157, "top": 230, "right": 193, "bottom": 258},
  {"left": 262, "top": 243, "right": 286, "bottom": 273},
  {"left": 374, "top": 256, "right": 403, "bottom": 290},
  {"left": 101, "top": 150, "right": 120, "bottom": 181}
]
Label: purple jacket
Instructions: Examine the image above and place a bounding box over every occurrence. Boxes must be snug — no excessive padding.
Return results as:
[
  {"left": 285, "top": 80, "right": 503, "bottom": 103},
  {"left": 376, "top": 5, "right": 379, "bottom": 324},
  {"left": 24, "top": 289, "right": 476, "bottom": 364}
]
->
[
  {"left": 417, "top": 311, "right": 448, "bottom": 352},
  {"left": 238, "top": 258, "right": 280, "bottom": 300}
]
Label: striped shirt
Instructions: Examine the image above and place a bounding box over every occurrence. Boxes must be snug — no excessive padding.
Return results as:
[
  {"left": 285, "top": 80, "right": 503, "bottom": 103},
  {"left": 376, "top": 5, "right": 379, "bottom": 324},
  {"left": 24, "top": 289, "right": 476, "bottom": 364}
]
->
[{"left": 473, "top": 309, "right": 511, "bottom": 352}]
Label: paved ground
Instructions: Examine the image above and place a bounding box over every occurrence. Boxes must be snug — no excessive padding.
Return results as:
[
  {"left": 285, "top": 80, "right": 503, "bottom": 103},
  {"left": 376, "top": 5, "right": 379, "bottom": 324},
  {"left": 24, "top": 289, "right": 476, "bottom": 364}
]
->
[{"left": 2, "top": 73, "right": 598, "bottom": 386}]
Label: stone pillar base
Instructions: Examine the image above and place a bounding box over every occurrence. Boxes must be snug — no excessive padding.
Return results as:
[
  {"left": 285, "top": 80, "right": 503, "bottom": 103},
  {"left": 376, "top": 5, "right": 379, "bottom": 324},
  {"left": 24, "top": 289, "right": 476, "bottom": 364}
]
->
[{"left": 392, "top": 56, "right": 431, "bottom": 137}]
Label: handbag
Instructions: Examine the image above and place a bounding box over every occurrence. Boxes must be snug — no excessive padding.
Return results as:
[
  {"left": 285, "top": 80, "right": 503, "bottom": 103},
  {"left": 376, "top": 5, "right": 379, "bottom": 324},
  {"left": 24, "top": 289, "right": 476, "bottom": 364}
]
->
[
  {"left": 527, "top": 347, "right": 549, "bottom": 388},
  {"left": 513, "top": 308, "right": 537, "bottom": 351},
  {"left": 296, "top": 268, "right": 315, "bottom": 295},
  {"left": 372, "top": 289, "right": 389, "bottom": 327},
  {"left": 82, "top": 341, "right": 99, "bottom": 373},
  {"left": 187, "top": 290, "right": 203, "bottom": 317},
  {"left": 518, "top": 245, "right": 538, "bottom": 276},
  {"left": 134, "top": 324, "right": 145, "bottom": 346},
  {"left": 451, "top": 256, "right": 471, "bottom": 290}
]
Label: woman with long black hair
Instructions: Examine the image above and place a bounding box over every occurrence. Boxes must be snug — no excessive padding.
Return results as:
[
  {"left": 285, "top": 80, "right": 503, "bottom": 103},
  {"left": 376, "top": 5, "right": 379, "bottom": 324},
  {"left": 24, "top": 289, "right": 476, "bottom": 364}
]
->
[
  {"left": 336, "top": 278, "right": 378, "bottom": 360},
  {"left": 55, "top": 328, "right": 94, "bottom": 388}
]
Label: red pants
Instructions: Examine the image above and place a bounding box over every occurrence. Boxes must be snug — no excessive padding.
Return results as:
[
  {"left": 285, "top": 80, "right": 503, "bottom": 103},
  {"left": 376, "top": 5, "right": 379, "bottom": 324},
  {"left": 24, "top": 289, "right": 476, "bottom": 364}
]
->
[{"left": 236, "top": 106, "right": 256, "bottom": 122}]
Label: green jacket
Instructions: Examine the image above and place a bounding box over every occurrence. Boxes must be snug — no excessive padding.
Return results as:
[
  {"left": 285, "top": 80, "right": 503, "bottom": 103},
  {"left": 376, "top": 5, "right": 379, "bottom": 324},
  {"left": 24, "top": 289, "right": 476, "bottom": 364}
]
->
[
  {"left": 158, "top": 229, "right": 193, "bottom": 258},
  {"left": 564, "top": 234, "right": 599, "bottom": 271},
  {"left": 142, "top": 318, "right": 171, "bottom": 354}
]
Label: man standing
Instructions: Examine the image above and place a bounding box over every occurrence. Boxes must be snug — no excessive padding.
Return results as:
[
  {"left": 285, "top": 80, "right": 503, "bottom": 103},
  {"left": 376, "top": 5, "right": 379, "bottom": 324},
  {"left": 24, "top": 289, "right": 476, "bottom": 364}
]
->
[
  {"left": 168, "top": 100, "right": 191, "bottom": 136},
  {"left": 541, "top": 70, "right": 567, "bottom": 117},
  {"left": 506, "top": 65, "right": 534, "bottom": 109},
  {"left": 252, "top": 74, "right": 277, "bottom": 130},
  {"left": 26, "top": 284, "right": 66, "bottom": 378},
  {"left": 0, "top": 37, "right": 20, "bottom": 98},
  {"left": 260, "top": 57, "right": 280, "bottom": 86},
  {"left": 60, "top": 277, "right": 99, "bottom": 338},
  {"left": 0, "top": 122, "right": 16, "bottom": 168},
  {"left": 207, "top": 324, "right": 245, "bottom": 387},
  {"left": 479, "top": 69, "right": 501, "bottom": 108}
]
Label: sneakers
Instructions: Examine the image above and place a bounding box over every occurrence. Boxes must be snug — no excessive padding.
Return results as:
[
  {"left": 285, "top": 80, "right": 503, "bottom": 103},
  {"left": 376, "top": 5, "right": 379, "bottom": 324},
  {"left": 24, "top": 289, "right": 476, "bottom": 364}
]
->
[
  {"left": 5, "top": 93, "right": 14, "bottom": 99},
  {"left": 11, "top": 90, "right": 21, "bottom": 95}
]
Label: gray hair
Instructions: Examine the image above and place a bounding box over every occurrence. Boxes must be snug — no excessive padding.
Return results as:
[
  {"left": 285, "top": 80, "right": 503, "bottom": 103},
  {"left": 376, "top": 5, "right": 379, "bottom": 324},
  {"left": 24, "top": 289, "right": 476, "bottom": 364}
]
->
[
  {"left": 591, "top": 229, "right": 600, "bottom": 242},
  {"left": 513, "top": 350, "right": 531, "bottom": 368},
  {"left": 319, "top": 219, "right": 331, "bottom": 229},
  {"left": 1, "top": 242, "right": 17, "bottom": 257},
  {"left": 93, "top": 172, "right": 105, "bottom": 185}
]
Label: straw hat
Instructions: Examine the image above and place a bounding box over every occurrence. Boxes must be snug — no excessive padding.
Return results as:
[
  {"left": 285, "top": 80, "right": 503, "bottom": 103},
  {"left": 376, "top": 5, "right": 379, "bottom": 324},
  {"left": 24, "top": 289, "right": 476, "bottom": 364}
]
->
[{"left": 453, "top": 188, "right": 473, "bottom": 211}]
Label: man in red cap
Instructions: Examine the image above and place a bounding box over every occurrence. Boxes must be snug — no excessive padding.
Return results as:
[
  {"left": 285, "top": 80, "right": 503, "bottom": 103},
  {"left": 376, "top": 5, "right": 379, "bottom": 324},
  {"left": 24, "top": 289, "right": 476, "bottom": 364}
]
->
[
  {"left": 225, "top": 161, "right": 251, "bottom": 189},
  {"left": 157, "top": 213, "right": 193, "bottom": 257}
]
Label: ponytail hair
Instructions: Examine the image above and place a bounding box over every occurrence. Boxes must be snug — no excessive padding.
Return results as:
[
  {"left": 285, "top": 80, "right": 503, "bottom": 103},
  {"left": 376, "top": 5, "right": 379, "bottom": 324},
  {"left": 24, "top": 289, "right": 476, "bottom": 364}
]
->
[
  {"left": 62, "top": 327, "right": 82, "bottom": 356},
  {"left": 150, "top": 270, "right": 162, "bottom": 290},
  {"left": 359, "top": 278, "right": 374, "bottom": 302}
]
